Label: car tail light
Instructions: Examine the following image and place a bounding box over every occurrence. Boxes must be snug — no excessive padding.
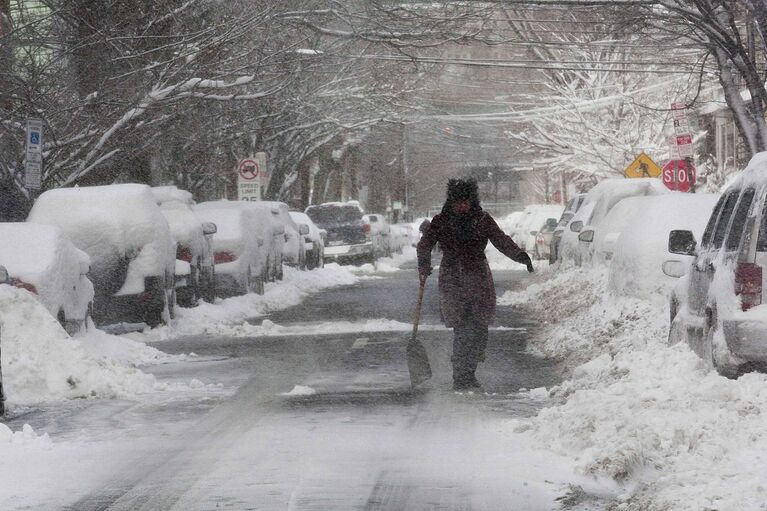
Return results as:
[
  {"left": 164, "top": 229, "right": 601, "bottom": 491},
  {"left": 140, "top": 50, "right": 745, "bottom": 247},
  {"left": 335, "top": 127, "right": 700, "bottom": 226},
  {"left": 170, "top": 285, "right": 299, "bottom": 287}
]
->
[
  {"left": 735, "top": 262, "right": 762, "bottom": 311},
  {"left": 363, "top": 223, "right": 371, "bottom": 241},
  {"left": 177, "top": 245, "right": 193, "bottom": 263},
  {"left": 214, "top": 251, "right": 237, "bottom": 264},
  {"left": 11, "top": 278, "right": 37, "bottom": 295}
]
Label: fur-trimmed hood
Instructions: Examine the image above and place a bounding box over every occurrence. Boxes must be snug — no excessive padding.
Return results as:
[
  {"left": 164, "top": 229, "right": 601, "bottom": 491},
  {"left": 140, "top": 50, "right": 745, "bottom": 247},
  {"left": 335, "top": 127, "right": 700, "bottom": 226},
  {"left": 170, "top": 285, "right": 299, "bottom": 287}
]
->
[{"left": 441, "top": 178, "right": 482, "bottom": 216}]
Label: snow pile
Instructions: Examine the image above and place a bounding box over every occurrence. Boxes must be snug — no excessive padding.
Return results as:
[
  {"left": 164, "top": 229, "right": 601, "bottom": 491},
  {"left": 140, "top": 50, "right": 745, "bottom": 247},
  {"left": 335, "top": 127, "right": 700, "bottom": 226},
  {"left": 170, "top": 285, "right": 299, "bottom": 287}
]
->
[
  {"left": 513, "top": 267, "right": 767, "bottom": 509},
  {"left": 0, "top": 424, "right": 52, "bottom": 450},
  {"left": 280, "top": 385, "right": 317, "bottom": 396},
  {"left": 75, "top": 325, "right": 177, "bottom": 367},
  {"left": 347, "top": 246, "right": 417, "bottom": 274},
  {"left": 0, "top": 286, "right": 157, "bottom": 405},
  {"left": 144, "top": 264, "right": 359, "bottom": 339}
]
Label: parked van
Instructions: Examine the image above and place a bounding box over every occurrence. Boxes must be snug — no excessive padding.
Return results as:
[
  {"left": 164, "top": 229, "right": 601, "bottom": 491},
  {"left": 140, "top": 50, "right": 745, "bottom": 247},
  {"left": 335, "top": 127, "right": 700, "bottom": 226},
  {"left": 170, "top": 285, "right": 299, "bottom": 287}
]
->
[{"left": 669, "top": 153, "right": 767, "bottom": 376}]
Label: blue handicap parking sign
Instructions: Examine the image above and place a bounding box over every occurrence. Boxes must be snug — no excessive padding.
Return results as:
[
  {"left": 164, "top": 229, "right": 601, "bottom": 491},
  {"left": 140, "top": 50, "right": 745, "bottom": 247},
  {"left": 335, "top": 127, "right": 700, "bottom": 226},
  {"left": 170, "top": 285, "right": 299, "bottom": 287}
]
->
[{"left": 30, "top": 132, "right": 40, "bottom": 145}]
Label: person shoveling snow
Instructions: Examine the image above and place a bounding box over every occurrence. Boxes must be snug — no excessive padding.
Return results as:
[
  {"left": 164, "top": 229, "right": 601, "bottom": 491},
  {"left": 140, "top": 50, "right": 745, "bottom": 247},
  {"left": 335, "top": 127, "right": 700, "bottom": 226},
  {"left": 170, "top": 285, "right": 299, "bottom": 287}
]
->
[{"left": 417, "top": 178, "right": 534, "bottom": 390}]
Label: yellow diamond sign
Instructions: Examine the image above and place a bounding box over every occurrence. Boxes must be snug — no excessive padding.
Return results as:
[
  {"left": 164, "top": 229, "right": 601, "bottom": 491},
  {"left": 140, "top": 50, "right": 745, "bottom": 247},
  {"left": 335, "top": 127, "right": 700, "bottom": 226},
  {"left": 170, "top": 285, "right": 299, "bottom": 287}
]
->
[{"left": 624, "top": 152, "right": 662, "bottom": 178}]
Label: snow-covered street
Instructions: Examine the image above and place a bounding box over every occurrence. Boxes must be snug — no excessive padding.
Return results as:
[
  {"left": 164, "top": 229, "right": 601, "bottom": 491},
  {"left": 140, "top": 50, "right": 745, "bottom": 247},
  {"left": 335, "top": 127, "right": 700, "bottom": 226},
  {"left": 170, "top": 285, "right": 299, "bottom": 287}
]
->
[
  {"left": 7, "top": 2, "right": 767, "bottom": 507},
  {"left": 0, "top": 252, "right": 620, "bottom": 510}
]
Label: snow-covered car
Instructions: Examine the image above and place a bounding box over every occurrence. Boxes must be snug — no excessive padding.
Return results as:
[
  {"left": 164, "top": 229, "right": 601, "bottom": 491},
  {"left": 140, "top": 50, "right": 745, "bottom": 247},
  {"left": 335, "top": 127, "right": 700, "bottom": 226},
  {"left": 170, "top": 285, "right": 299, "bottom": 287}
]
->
[
  {"left": 389, "top": 224, "right": 414, "bottom": 254},
  {"left": 0, "top": 223, "right": 94, "bottom": 334},
  {"left": 604, "top": 194, "right": 719, "bottom": 304},
  {"left": 193, "top": 201, "right": 269, "bottom": 296},
  {"left": 225, "top": 201, "right": 285, "bottom": 281},
  {"left": 261, "top": 201, "right": 306, "bottom": 270},
  {"left": 668, "top": 153, "right": 767, "bottom": 376},
  {"left": 306, "top": 202, "right": 375, "bottom": 265},
  {"left": 289, "top": 211, "right": 324, "bottom": 270},
  {"left": 549, "top": 194, "right": 587, "bottom": 264},
  {"left": 559, "top": 178, "right": 668, "bottom": 267},
  {"left": 28, "top": 184, "right": 176, "bottom": 327},
  {"left": 498, "top": 210, "right": 524, "bottom": 235},
  {"left": 363, "top": 213, "right": 392, "bottom": 258},
  {"left": 409, "top": 217, "right": 431, "bottom": 247},
  {"left": 516, "top": 205, "right": 565, "bottom": 252},
  {"left": 532, "top": 218, "right": 559, "bottom": 260},
  {"left": 152, "top": 186, "right": 217, "bottom": 306}
]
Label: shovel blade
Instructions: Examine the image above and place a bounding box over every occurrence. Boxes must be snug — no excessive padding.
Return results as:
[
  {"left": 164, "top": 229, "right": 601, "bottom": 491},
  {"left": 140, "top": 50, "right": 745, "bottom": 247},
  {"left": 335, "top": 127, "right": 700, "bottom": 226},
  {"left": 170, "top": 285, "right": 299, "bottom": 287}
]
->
[{"left": 407, "top": 338, "right": 432, "bottom": 388}]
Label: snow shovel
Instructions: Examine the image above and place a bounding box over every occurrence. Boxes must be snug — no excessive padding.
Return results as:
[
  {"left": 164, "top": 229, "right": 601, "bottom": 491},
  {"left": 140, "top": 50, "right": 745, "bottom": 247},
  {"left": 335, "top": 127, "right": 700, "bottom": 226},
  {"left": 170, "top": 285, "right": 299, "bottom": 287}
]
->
[{"left": 407, "top": 277, "right": 432, "bottom": 388}]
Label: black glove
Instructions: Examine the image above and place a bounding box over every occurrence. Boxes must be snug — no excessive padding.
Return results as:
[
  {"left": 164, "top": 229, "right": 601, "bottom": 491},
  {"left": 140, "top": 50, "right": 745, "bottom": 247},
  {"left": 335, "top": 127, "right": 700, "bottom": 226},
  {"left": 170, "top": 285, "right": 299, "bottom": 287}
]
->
[{"left": 520, "top": 252, "right": 534, "bottom": 273}]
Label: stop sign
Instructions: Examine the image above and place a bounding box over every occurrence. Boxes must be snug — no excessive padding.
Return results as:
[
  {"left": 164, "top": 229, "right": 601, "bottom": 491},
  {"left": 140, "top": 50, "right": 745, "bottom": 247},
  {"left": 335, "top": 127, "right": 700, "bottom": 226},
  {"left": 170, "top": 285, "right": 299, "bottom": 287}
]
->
[{"left": 662, "top": 159, "right": 696, "bottom": 192}]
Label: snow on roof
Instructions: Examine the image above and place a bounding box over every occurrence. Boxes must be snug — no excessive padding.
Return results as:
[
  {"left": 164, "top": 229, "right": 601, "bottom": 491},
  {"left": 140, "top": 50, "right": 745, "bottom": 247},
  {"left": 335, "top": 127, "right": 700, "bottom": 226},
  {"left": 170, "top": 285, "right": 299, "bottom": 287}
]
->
[
  {"left": 158, "top": 202, "right": 204, "bottom": 247},
  {"left": 307, "top": 201, "right": 365, "bottom": 213},
  {"left": 193, "top": 204, "right": 245, "bottom": 243},
  {"left": 584, "top": 178, "right": 668, "bottom": 227},
  {"left": 724, "top": 151, "right": 767, "bottom": 191},
  {"left": 0, "top": 223, "right": 62, "bottom": 275},
  {"left": 28, "top": 184, "right": 171, "bottom": 269},
  {"left": 151, "top": 186, "right": 194, "bottom": 205},
  {"left": 608, "top": 193, "right": 721, "bottom": 303}
]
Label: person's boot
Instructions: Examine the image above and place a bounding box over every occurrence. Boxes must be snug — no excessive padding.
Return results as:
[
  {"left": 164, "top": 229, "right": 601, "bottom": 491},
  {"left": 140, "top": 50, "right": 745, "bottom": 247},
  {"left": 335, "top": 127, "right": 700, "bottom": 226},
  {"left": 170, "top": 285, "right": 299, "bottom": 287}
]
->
[
  {"left": 452, "top": 367, "right": 472, "bottom": 390},
  {"left": 466, "top": 373, "right": 482, "bottom": 389}
]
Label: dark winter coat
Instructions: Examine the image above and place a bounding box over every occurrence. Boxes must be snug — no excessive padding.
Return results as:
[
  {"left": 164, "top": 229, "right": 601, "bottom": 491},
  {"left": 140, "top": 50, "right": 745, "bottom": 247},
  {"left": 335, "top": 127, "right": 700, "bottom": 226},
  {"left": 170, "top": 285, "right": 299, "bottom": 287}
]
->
[{"left": 417, "top": 209, "right": 528, "bottom": 327}]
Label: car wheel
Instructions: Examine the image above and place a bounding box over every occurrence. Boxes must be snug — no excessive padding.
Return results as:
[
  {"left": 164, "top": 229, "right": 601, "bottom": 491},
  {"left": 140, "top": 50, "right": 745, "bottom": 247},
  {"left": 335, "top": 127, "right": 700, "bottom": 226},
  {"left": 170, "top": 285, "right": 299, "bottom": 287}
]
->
[
  {"left": 144, "top": 286, "right": 166, "bottom": 328},
  {"left": 703, "top": 305, "right": 738, "bottom": 378}
]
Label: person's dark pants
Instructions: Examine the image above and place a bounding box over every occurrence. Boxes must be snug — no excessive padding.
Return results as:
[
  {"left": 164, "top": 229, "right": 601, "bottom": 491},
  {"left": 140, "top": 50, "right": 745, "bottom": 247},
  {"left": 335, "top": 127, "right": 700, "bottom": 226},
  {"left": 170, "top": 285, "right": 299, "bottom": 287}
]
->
[{"left": 452, "top": 314, "right": 489, "bottom": 384}]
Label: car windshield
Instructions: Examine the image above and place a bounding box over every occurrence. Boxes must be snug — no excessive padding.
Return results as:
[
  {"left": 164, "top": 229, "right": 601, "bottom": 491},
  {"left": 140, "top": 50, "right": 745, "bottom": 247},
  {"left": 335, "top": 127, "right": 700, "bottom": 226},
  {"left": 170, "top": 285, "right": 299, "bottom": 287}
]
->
[{"left": 306, "top": 205, "right": 362, "bottom": 225}]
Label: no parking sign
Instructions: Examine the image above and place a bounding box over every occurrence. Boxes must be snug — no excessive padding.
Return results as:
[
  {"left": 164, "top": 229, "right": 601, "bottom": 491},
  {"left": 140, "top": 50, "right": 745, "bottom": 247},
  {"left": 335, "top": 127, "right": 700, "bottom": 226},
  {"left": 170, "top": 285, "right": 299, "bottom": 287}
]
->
[{"left": 236, "top": 153, "right": 270, "bottom": 201}]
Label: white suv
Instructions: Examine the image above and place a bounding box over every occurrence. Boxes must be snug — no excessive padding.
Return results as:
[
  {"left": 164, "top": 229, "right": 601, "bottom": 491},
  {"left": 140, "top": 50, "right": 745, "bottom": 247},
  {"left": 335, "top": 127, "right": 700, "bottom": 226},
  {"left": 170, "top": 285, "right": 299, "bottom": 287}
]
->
[{"left": 669, "top": 153, "right": 767, "bottom": 376}]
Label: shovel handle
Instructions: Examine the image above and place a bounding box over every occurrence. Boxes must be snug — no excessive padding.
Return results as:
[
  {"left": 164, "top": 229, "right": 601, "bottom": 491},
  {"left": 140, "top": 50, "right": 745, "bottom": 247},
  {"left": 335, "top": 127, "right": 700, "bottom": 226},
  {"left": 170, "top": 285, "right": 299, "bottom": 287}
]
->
[{"left": 412, "top": 278, "right": 426, "bottom": 343}]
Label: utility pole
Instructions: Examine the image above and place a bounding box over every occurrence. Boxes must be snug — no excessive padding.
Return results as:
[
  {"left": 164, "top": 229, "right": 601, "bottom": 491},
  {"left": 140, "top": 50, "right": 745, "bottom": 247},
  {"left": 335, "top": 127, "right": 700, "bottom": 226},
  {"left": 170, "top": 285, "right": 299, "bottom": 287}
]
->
[{"left": 402, "top": 124, "right": 411, "bottom": 221}]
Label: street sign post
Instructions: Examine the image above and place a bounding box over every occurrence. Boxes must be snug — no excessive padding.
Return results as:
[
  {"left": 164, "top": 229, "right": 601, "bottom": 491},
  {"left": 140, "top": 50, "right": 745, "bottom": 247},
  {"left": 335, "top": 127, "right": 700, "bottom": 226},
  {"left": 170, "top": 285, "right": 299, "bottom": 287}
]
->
[
  {"left": 25, "top": 118, "right": 43, "bottom": 191},
  {"left": 237, "top": 158, "right": 261, "bottom": 201},
  {"left": 624, "top": 152, "right": 662, "bottom": 178},
  {"left": 254, "top": 152, "right": 269, "bottom": 190},
  {"left": 662, "top": 159, "right": 696, "bottom": 192},
  {"left": 668, "top": 103, "right": 694, "bottom": 156}
]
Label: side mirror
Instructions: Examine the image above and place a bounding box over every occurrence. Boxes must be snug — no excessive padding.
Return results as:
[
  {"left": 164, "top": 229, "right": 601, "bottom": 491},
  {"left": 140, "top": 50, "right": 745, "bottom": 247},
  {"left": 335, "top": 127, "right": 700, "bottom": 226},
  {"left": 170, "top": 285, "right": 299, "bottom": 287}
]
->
[
  {"left": 663, "top": 260, "right": 687, "bottom": 278},
  {"left": 570, "top": 220, "right": 583, "bottom": 233},
  {"left": 529, "top": 230, "right": 538, "bottom": 236},
  {"left": 578, "top": 229, "right": 595, "bottom": 243},
  {"left": 0, "top": 265, "right": 9, "bottom": 284},
  {"left": 319, "top": 229, "right": 327, "bottom": 240},
  {"left": 669, "top": 230, "right": 696, "bottom": 256},
  {"left": 202, "top": 222, "right": 217, "bottom": 236},
  {"left": 299, "top": 224, "right": 310, "bottom": 236}
]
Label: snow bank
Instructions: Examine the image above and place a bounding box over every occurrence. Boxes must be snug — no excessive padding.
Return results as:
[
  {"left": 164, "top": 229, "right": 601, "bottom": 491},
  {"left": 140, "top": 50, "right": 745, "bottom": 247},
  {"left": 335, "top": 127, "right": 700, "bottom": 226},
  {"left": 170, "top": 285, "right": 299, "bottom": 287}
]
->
[
  {"left": 347, "top": 246, "right": 417, "bottom": 274},
  {"left": 75, "top": 325, "right": 177, "bottom": 367},
  {"left": 0, "top": 286, "right": 157, "bottom": 405},
  {"left": 513, "top": 267, "right": 767, "bottom": 509},
  {"left": 143, "top": 264, "right": 360, "bottom": 340}
]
